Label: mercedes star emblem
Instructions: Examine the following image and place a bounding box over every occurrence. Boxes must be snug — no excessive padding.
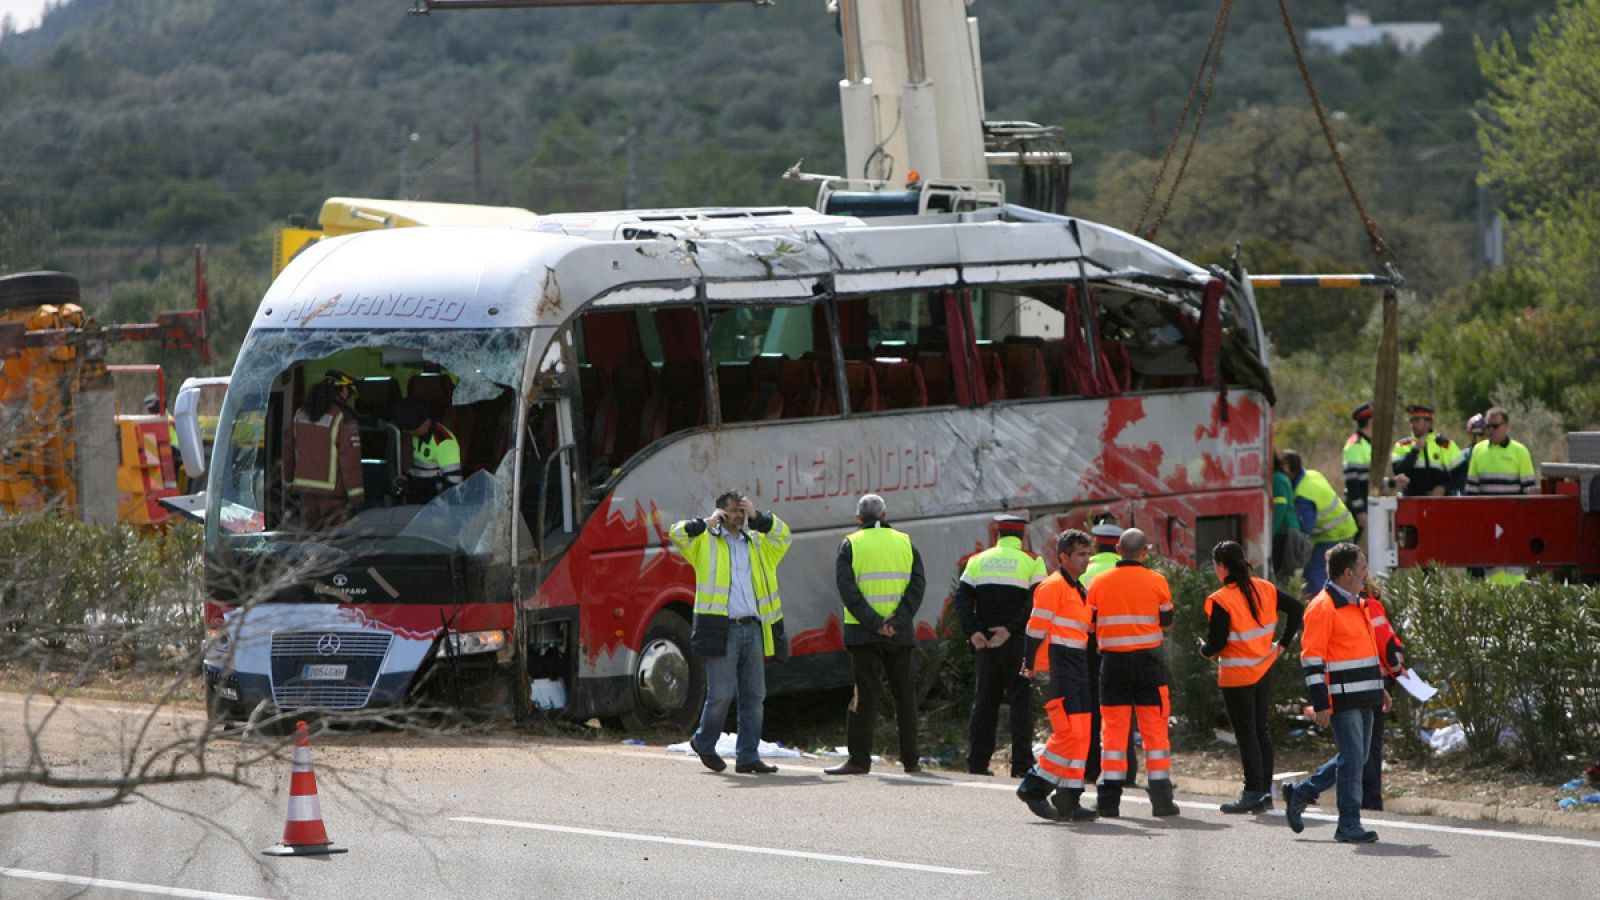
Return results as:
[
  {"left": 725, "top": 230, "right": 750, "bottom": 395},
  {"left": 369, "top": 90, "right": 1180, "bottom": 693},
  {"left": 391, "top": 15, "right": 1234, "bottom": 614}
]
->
[{"left": 317, "top": 634, "right": 342, "bottom": 656}]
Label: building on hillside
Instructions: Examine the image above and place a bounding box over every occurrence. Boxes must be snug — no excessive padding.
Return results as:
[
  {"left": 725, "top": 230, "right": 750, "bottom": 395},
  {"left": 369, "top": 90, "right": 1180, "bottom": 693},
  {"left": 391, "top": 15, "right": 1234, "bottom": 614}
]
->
[{"left": 1308, "top": 9, "right": 1442, "bottom": 56}]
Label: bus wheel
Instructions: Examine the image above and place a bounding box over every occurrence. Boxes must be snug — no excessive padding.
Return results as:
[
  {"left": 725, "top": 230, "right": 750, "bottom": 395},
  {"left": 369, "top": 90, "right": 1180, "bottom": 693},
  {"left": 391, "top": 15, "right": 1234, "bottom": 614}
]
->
[
  {"left": 622, "top": 611, "right": 703, "bottom": 731},
  {"left": 204, "top": 681, "right": 237, "bottom": 725}
]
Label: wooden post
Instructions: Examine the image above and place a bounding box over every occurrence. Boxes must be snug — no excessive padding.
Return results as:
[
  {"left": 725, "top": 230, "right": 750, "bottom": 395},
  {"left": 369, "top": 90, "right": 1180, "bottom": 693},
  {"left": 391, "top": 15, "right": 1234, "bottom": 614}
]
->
[{"left": 1369, "top": 284, "right": 1400, "bottom": 498}]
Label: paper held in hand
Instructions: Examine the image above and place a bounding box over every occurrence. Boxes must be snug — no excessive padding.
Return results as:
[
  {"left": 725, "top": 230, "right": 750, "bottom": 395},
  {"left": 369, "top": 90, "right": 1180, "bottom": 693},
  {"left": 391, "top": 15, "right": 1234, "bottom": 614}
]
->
[{"left": 1395, "top": 668, "right": 1438, "bottom": 702}]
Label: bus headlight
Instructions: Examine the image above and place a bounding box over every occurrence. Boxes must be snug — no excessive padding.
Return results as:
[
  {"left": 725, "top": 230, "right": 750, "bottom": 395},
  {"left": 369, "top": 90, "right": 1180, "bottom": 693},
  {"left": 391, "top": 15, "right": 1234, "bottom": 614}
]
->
[
  {"left": 442, "top": 629, "right": 508, "bottom": 657},
  {"left": 204, "top": 625, "right": 231, "bottom": 659}
]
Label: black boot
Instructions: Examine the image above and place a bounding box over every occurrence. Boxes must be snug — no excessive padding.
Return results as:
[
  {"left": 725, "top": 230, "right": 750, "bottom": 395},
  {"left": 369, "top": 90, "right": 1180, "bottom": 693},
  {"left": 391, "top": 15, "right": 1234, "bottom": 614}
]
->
[
  {"left": 1016, "top": 777, "right": 1059, "bottom": 822},
  {"left": 1220, "top": 789, "right": 1264, "bottom": 814},
  {"left": 1051, "top": 788, "right": 1100, "bottom": 822},
  {"left": 1148, "top": 779, "right": 1180, "bottom": 817},
  {"left": 1095, "top": 781, "right": 1122, "bottom": 818}
]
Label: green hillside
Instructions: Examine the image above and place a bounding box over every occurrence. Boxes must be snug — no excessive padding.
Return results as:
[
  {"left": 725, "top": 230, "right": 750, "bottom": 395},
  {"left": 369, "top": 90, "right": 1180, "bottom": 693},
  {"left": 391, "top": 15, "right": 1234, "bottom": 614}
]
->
[{"left": 1, "top": 0, "right": 1592, "bottom": 467}]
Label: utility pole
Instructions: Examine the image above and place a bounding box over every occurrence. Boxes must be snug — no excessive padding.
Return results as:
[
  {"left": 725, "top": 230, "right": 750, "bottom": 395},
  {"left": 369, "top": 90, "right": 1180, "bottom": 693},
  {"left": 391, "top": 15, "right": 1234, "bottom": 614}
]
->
[
  {"left": 398, "top": 130, "right": 419, "bottom": 199},
  {"left": 623, "top": 127, "right": 637, "bottom": 209}
]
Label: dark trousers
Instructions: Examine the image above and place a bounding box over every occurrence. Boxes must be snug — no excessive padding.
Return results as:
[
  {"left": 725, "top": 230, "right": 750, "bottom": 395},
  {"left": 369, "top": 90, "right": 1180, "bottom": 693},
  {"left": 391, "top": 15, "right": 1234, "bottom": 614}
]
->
[
  {"left": 845, "top": 643, "right": 919, "bottom": 769},
  {"left": 1362, "top": 679, "right": 1392, "bottom": 810},
  {"left": 1221, "top": 668, "right": 1276, "bottom": 793},
  {"left": 967, "top": 638, "right": 1034, "bottom": 773}
]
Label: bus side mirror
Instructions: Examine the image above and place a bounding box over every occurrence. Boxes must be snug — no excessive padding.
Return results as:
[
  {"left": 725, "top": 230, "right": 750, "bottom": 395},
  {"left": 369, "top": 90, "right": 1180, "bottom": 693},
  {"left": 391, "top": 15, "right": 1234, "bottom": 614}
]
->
[{"left": 174, "top": 381, "right": 209, "bottom": 479}]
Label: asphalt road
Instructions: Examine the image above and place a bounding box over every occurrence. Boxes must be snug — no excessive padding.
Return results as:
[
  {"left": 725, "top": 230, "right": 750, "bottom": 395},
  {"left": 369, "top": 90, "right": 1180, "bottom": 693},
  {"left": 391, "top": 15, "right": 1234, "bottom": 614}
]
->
[{"left": 3, "top": 695, "right": 1599, "bottom": 899}]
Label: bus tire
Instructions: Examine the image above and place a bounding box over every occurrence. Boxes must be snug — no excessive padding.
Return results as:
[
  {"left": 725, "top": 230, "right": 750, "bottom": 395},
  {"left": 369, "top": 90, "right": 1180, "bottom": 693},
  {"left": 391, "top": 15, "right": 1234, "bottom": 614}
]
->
[
  {"left": 0, "top": 271, "right": 80, "bottom": 312},
  {"left": 621, "top": 610, "right": 704, "bottom": 731},
  {"left": 204, "top": 681, "right": 238, "bottom": 725}
]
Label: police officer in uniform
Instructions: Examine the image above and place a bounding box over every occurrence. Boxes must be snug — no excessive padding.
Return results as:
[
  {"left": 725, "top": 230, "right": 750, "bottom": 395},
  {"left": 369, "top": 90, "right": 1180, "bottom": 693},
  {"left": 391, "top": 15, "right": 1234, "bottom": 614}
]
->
[
  {"left": 955, "top": 514, "right": 1047, "bottom": 777},
  {"left": 1466, "top": 406, "right": 1537, "bottom": 584},
  {"left": 1342, "top": 402, "right": 1374, "bottom": 535},
  {"left": 1083, "top": 523, "right": 1122, "bottom": 585},
  {"left": 392, "top": 397, "right": 463, "bottom": 501},
  {"left": 1391, "top": 403, "right": 1463, "bottom": 497}
]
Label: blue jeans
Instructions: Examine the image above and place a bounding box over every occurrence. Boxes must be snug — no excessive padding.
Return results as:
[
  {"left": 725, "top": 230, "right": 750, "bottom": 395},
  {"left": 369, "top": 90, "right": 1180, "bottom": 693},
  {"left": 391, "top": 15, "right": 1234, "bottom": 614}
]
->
[
  {"left": 1302, "top": 541, "right": 1337, "bottom": 598},
  {"left": 1290, "top": 705, "right": 1374, "bottom": 836},
  {"left": 691, "top": 620, "right": 767, "bottom": 765}
]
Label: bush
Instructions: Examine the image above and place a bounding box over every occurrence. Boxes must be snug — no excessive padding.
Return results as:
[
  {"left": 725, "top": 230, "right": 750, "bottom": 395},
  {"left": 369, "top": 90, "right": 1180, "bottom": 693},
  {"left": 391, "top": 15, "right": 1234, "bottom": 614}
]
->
[
  {"left": 0, "top": 513, "right": 202, "bottom": 675},
  {"left": 1382, "top": 569, "right": 1600, "bottom": 773}
]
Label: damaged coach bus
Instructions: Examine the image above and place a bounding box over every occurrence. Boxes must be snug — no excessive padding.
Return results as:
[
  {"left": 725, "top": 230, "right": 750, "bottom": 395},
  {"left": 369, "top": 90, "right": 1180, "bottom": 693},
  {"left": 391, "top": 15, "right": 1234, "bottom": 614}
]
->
[{"left": 200, "top": 203, "right": 1274, "bottom": 727}]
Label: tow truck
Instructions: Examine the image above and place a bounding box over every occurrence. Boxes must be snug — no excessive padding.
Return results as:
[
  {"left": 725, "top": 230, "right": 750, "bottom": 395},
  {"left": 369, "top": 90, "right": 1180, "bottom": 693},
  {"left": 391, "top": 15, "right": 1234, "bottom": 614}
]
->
[{"left": 1368, "top": 432, "right": 1600, "bottom": 582}]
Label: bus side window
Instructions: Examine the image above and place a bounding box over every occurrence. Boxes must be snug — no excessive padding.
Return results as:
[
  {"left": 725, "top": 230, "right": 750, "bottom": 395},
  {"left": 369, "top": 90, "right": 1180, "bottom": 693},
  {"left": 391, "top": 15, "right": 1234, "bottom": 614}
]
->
[{"left": 707, "top": 303, "right": 828, "bottom": 424}]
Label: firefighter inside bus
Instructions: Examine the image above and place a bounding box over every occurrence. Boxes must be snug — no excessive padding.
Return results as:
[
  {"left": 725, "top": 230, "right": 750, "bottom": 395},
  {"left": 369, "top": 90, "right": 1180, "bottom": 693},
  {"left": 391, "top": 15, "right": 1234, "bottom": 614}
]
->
[{"left": 283, "top": 369, "right": 365, "bottom": 530}]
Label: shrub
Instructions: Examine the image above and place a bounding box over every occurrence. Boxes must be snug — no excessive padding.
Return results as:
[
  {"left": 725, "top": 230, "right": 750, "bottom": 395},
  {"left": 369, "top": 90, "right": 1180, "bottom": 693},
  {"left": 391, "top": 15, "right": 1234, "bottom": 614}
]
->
[
  {"left": 0, "top": 513, "right": 202, "bottom": 675},
  {"left": 1383, "top": 569, "right": 1600, "bottom": 773}
]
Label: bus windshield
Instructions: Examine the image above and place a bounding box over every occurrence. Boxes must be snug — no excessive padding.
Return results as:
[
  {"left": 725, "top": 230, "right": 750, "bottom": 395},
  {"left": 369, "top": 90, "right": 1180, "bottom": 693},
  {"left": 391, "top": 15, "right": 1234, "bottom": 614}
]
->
[{"left": 205, "top": 326, "right": 531, "bottom": 566}]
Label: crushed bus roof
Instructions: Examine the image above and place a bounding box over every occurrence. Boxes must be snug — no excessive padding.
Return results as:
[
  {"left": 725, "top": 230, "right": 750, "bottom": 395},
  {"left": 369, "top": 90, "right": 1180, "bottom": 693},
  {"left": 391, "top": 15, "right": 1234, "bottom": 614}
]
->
[{"left": 252, "top": 205, "right": 1215, "bottom": 332}]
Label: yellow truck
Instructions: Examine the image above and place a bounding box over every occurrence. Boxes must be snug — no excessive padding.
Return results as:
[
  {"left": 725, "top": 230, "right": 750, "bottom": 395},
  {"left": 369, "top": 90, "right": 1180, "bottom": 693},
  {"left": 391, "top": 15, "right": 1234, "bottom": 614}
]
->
[
  {"left": 0, "top": 271, "right": 203, "bottom": 526},
  {"left": 274, "top": 197, "right": 539, "bottom": 276}
]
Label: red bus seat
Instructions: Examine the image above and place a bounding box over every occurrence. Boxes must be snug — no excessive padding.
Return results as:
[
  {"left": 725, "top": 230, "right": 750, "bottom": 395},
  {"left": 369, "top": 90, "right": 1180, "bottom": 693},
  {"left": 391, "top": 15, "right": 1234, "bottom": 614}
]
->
[
  {"left": 355, "top": 377, "right": 399, "bottom": 421},
  {"left": 873, "top": 358, "right": 928, "bottom": 410},
  {"left": 406, "top": 372, "right": 455, "bottom": 423},
  {"left": 777, "top": 358, "right": 822, "bottom": 418},
  {"left": 1000, "top": 343, "right": 1049, "bottom": 399},
  {"left": 918, "top": 352, "right": 959, "bottom": 406},
  {"left": 843, "top": 360, "right": 879, "bottom": 413},
  {"left": 658, "top": 360, "right": 707, "bottom": 436},
  {"left": 1099, "top": 340, "right": 1131, "bottom": 395},
  {"left": 976, "top": 345, "right": 1006, "bottom": 402},
  {"left": 602, "top": 362, "right": 663, "bottom": 462}
]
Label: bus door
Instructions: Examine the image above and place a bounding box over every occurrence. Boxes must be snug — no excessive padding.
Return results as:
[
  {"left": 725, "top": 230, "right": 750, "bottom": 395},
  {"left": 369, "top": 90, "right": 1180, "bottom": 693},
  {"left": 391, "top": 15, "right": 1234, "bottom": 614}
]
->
[{"left": 525, "top": 396, "right": 578, "bottom": 554}]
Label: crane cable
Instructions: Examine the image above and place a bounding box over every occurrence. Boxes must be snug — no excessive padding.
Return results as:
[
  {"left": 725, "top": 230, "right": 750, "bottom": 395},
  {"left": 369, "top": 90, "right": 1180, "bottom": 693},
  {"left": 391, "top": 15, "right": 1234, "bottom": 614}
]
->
[
  {"left": 1274, "top": 0, "right": 1397, "bottom": 269},
  {"left": 1134, "top": 0, "right": 1235, "bottom": 241}
]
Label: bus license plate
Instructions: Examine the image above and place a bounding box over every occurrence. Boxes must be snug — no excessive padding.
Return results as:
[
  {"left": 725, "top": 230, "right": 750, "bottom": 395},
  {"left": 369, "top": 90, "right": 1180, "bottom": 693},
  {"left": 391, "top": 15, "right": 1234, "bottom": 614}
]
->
[{"left": 302, "top": 664, "right": 347, "bottom": 681}]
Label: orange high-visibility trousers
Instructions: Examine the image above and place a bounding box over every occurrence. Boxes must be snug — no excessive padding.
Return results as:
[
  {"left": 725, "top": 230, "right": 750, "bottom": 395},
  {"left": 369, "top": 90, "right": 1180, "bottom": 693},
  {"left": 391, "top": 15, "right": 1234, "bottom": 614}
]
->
[
  {"left": 1099, "top": 685, "right": 1172, "bottom": 783},
  {"left": 1036, "top": 697, "right": 1093, "bottom": 788}
]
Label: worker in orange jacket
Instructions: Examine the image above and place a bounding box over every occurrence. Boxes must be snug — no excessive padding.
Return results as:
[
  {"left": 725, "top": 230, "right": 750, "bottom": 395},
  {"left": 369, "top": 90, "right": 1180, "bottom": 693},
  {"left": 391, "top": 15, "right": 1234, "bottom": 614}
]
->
[
  {"left": 1015, "top": 529, "right": 1099, "bottom": 822},
  {"left": 1086, "top": 527, "right": 1178, "bottom": 817},
  {"left": 283, "top": 369, "right": 365, "bottom": 529},
  {"left": 1282, "top": 542, "right": 1392, "bottom": 844}
]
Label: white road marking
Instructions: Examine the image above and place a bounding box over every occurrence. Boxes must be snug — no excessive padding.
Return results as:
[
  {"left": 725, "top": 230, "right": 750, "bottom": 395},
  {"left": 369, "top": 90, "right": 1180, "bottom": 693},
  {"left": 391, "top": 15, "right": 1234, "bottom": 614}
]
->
[
  {"left": 454, "top": 816, "right": 986, "bottom": 875},
  {"left": 1279, "top": 808, "right": 1600, "bottom": 849},
  {"left": 747, "top": 764, "right": 1600, "bottom": 850},
  {"left": 0, "top": 866, "right": 268, "bottom": 900}
]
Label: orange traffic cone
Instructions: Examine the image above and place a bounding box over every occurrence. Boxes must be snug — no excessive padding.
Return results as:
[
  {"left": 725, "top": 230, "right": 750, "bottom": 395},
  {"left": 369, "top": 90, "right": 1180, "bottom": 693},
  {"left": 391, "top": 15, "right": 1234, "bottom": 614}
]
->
[{"left": 263, "top": 720, "right": 347, "bottom": 857}]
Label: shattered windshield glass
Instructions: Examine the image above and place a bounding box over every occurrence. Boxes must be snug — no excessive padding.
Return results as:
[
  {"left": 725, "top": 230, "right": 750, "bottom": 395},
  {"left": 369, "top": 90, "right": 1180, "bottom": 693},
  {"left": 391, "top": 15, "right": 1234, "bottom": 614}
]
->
[{"left": 205, "top": 327, "right": 531, "bottom": 560}]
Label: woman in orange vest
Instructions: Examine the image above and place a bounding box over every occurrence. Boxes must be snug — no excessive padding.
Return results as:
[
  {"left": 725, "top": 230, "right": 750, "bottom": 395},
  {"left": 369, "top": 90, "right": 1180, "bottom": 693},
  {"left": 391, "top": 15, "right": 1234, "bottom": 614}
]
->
[{"left": 1198, "top": 540, "right": 1303, "bottom": 814}]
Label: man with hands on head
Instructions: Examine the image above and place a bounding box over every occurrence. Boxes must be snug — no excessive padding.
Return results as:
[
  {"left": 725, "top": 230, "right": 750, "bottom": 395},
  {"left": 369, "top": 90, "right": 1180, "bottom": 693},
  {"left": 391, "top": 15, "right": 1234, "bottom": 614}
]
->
[{"left": 668, "top": 490, "right": 792, "bottom": 776}]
